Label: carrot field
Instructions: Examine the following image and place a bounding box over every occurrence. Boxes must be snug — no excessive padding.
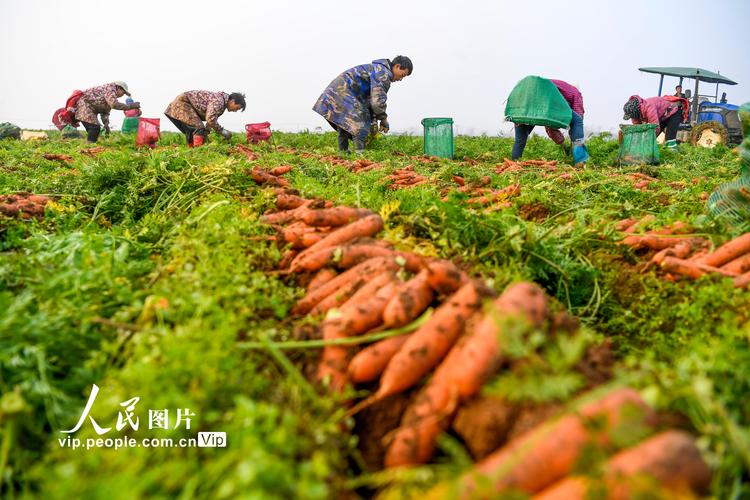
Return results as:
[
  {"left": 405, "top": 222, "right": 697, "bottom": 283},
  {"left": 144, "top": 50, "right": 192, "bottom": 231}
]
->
[{"left": 1, "top": 131, "right": 749, "bottom": 499}]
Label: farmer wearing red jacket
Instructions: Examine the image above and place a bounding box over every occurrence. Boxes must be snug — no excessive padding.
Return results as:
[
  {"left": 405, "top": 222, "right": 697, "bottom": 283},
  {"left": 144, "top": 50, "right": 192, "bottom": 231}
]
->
[
  {"left": 74, "top": 81, "right": 140, "bottom": 142},
  {"left": 511, "top": 79, "right": 588, "bottom": 164},
  {"left": 622, "top": 95, "right": 688, "bottom": 148}
]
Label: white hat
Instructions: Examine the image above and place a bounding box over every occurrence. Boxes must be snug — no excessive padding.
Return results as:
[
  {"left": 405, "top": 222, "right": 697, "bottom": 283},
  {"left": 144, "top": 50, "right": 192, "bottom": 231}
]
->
[{"left": 113, "top": 81, "right": 131, "bottom": 96}]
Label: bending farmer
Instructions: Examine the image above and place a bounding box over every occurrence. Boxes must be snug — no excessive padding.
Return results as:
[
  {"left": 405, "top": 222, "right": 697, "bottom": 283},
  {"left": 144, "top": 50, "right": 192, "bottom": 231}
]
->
[
  {"left": 74, "top": 81, "right": 140, "bottom": 142},
  {"left": 511, "top": 79, "right": 587, "bottom": 165},
  {"left": 313, "top": 56, "right": 413, "bottom": 153},
  {"left": 622, "top": 95, "right": 688, "bottom": 149},
  {"left": 165, "top": 91, "right": 246, "bottom": 146}
]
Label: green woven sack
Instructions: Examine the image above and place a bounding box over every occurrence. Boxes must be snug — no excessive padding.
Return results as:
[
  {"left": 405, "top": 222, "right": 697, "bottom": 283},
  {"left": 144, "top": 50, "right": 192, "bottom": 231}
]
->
[
  {"left": 504, "top": 76, "right": 572, "bottom": 128},
  {"left": 617, "top": 124, "right": 660, "bottom": 166},
  {"left": 122, "top": 116, "right": 139, "bottom": 134},
  {"left": 0, "top": 122, "right": 21, "bottom": 140},
  {"left": 708, "top": 102, "right": 750, "bottom": 223}
]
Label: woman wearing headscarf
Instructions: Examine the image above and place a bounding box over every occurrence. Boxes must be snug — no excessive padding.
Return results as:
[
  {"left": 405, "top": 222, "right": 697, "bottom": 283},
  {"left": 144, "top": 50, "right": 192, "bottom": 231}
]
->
[{"left": 622, "top": 95, "right": 688, "bottom": 148}]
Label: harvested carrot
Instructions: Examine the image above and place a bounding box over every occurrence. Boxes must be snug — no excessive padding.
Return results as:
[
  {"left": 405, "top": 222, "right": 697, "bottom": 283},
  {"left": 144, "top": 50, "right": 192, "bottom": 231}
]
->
[
  {"left": 615, "top": 218, "right": 638, "bottom": 232},
  {"left": 307, "top": 268, "right": 338, "bottom": 292},
  {"left": 661, "top": 256, "right": 737, "bottom": 280},
  {"left": 309, "top": 270, "right": 395, "bottom": 317},
  {"left": 622, "top": 235, "right": 697, "bottom": 251},
  {"left": 647, "top": 240, "right": 697, "bottom": 268},
  {"left": 276, "top": 193, "right": 307, "bottom": 210},
  {"left": 384, "top": 282, "right": 549, "bottom": 468},
  {"left": 278, "top": 249, "right": 298, "bottom": 269},
  {"left": 348, "top": 334, "right": 411, "bottom": 384},
  {"left": 733, "top": 270, "right": 750, "bottom": 289},
  {"left": 699, "top": 233, "right": 750, "bottom": 267},
  {"left": 301, "top": 207, "right": 375, "bottom": 227},
  {"left": 425, "top": 260, "right": 468, "bottom": 295},
  {"left": 251, "top": 166, "right": 290, "bottom": 187},
  {"left": 534, "top": 430, "right": 711, "bottom": 500},
  {"left": 318, "top": 282, "right": 399, "bottom": 391},
  {"left": 292, "top": 256, "right": 399, "bottom": 315},
  {"left": 291, "top": 215, "right": 384, "bottom": 270},
  {"left": 721, "top": 252, "right": 750, "bottom": 274},
  {"left": 436, "top": 387, "right": 655, "bottom": 496},
  {"left": 260, "top": 205, "right": 310, "bottom": 225},
  {"left": 377, "top": 280, "right": 494, "bottom": 399},
  {"left": 269, "top": 165, "right": 292, "bottom": 176},
  {"left": 625, "top": 214, "right": 655, "bottom": 233},
  {"left": 290, "top": 243, "right": 424, "bottom": 274},
  {"left": 278, "top": 226, "right": 328, "bottom": 249},
  {"left": 382, "top": 270, "right": 435, "bottom": 328}
]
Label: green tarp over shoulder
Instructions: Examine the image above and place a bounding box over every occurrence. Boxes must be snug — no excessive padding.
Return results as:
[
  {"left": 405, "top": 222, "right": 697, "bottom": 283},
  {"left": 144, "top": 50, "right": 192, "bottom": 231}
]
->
[{"left": 505, "top": 76, "right": 573, "bottom": 129}]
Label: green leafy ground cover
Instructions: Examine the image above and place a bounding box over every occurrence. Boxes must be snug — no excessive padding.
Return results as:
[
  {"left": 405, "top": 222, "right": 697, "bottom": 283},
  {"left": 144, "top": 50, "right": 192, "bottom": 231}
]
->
[{"left": 0, "top": 131, "right": 748, "bottom": 499}]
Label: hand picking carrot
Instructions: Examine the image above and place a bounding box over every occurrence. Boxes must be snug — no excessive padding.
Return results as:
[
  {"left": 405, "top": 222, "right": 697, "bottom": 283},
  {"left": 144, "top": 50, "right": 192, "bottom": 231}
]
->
[
  {"left": 301, "top": 207, "right": 376, "bottom": 227},
  {"left": 290, "top": 214, "right": 385, "bottom": 269},
  {"left": 348, "top": 334, "right": 411, "bottom": 384},
  {"left": 292, "top": 256, "right": 400, "bottom": 315},
  {"left": 438, "top": 387, "right": 655, "bottom": 497},
  {"left": 534, "top": 430, "right": 711, "bottom": 500},
  {"left": 698, "top": 233, "right": 750, "bottom": 267},
  {"left": 382, "top": 270, "right": 435, "bottom": 328},
  {"left": 384, "top": 282, "right": 549, "bottom": 468}
]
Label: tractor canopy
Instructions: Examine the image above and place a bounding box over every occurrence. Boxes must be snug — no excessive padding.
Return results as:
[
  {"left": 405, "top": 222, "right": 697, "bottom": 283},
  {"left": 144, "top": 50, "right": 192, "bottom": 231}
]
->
[{"left": 639, "top": 67, "right": 738, "bottom": 85}]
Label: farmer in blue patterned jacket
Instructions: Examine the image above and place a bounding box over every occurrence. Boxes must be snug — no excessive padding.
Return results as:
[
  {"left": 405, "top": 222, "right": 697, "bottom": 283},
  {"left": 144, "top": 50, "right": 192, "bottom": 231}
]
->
[{"left": 313, "top": 56, "right": 413, "bottom": 153}]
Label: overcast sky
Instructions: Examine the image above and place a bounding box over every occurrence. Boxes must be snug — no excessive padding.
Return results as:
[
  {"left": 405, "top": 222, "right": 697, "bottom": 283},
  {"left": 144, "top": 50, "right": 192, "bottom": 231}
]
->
[{"left": 1, "top": 0, "right": 748, "bottom": 136}]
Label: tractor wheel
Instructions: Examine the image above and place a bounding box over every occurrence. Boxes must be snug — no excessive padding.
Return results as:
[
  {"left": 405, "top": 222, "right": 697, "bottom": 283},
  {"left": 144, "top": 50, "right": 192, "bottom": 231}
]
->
[{"left": 690, "top": 121, "right": 729, "bottom": 148}]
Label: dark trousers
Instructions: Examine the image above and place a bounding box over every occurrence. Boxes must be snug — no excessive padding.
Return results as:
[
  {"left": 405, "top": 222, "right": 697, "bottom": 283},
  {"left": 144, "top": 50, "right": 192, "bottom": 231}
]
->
[
  {"left": 511, "top": 112, "right": 584, "bottom": 160},
  {"left": 327, "top": 120, "right": 364, "bottom": 152},
  {"left": 660, "top": 110, "right": 683, "bottom": 141},
  {"left": 166, "top": 115, "right": 206, "bottom": 145},
  {"left": 511, "top": 124, "right": 535, "bottom": 160},
  {"left": 81, "top": 121, "right": 101, "bottom": 143}
]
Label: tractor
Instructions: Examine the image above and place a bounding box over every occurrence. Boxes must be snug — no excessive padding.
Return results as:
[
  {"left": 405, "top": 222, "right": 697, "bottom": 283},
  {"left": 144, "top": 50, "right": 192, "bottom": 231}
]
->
[{"left": 639, "top": 66, "right": 743, "bottom": 147}]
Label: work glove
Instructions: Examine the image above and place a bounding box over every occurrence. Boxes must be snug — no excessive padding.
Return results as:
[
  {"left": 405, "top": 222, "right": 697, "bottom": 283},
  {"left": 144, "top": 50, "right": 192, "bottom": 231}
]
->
[
  {"left": 220, "top": 129, "right": 232, "bottom": 140},
  {"left": 103, "top": 124, "right": 111, "bottom": 135},
  {"left": 128, "top": 101, "right": 141, "bottom": 110},
  {"left": 379, "top": 118, "right": 389, "bottom": 134}
]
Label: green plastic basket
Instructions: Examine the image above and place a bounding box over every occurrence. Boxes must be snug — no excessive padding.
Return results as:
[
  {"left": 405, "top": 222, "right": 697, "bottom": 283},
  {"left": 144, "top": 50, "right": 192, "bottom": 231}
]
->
[
  {"left": 617, "top": 124, "right": 660, "bottom": 166},
  {"left": 122, "top": 116, "right": 139, "bottom": 134},
  {"left": 422, "top": 117, "right": 454, "bottom": 159}
]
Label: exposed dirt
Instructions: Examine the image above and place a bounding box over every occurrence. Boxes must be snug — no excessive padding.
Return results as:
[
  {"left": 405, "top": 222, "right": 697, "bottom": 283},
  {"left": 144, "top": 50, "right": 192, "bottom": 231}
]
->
[
  {"left": 518, "top": 202, "right": 550, "bottom": 222},
  {"left": 506, "top": 403, "right": 563, "bottom": 441},
  {"left": 354, "top": 392, "right": 412, "bottom": 470},
  {"left": 452, "top": 396, "right": 519, "bottom": 460}
]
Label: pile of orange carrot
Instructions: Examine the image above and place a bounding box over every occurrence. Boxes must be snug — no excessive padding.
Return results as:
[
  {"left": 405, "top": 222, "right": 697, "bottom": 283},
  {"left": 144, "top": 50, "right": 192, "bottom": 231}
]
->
[
  {"left": 429, "top": 387, "right": 710, "bottom": 499},
  {"left": 232, "top": 144, "right": 259, "bottom": 161},
  {"left": 387, "top": 167, "right": 428, "bottom": 190},
  {"left": 0, "top": 192, "right": 52, "bottom": 219},
  {"left": 496, "top": 158, "right": 558, "bottom": 175},
  {"left": 254, "top": 185, "right": 713, "bottom": 494},
  {"left": 618, "top": 216, "right": 750, "bottom": 288},
  {"left": 42, "top": 153, "right": 74, "bottom": 163},
  {"left": 442, "top": 180, "right": 521, "bottom": 211}
]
